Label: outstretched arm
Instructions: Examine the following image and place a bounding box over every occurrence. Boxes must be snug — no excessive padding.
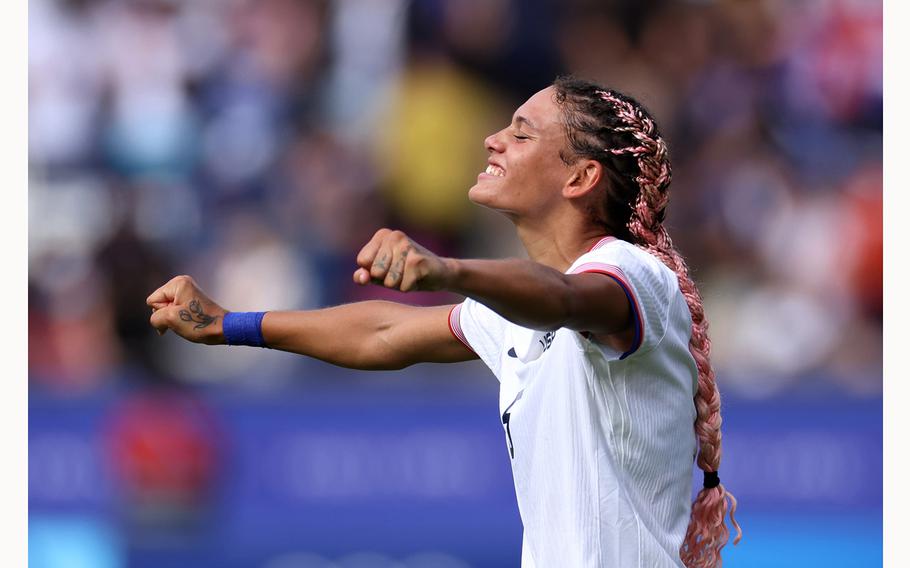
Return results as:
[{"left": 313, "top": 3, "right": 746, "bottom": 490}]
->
[
  {"left": 262, "top": 302, "right": 474, "bottom": 369},
  {"left": 146, "top": 275, "right": 475, "bottom": 370},
  {"left": 354, "top": 229, "right": 632, "bottom": 337}
]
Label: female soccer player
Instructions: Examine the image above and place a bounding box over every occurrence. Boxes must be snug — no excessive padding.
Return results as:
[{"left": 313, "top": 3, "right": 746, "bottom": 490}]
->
[{"left": 148, "top": 76, "right": 741, "bottom": 568}]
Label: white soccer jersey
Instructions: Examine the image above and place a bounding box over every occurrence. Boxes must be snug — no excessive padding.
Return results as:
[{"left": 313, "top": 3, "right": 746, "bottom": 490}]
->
[{"left": 448, "top": 237, "right": 699, "bottom": 568}]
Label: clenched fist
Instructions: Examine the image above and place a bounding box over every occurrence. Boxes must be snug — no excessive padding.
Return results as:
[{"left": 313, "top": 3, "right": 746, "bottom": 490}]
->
[
  {"left": 353, "top": 229, "right": 456, "bottom": 292},
  {"left": 146, "top": 275, "right": 227, "bottom": 344}
]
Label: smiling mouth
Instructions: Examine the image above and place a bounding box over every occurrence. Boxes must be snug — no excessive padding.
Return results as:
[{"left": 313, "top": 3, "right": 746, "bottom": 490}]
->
[{"left": 484, "top": 164, "right": 505, "bottom": 177}]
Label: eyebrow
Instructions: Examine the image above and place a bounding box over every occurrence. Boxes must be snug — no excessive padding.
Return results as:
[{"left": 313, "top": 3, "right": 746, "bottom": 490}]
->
[{"left": 513, "top": 115, "right": 537, "bottom": 131}]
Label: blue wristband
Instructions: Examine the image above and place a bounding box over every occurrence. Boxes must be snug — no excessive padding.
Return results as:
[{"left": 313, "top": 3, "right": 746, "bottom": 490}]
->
[{"left": 223, "top": 312, "right": 267, "bottom": 347}]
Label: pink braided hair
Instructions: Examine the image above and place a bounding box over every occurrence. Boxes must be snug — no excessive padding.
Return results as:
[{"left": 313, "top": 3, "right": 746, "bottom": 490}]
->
[{"left": 596, "top": 89, "right": 743, "bottom": 568}]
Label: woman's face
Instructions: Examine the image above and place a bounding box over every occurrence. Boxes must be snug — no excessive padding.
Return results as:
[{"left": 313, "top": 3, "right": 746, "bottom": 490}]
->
[{"left": 468, "top": 86, "right": 574, "bottom": 219}]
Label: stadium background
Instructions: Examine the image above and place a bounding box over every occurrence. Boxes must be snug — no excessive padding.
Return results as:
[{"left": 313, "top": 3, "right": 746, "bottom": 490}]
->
[{"left": 28, "top": 0, "right": 882, "bottom": 566}]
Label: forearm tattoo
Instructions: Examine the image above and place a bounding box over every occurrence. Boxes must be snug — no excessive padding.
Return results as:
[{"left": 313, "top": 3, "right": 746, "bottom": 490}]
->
[{"left": 179, "top": 299, "right": 218, "bottom": 330}]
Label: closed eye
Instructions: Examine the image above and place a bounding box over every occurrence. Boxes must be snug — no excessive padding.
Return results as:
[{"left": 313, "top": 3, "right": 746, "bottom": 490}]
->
[{"left": 513, "top": 134, "right": 529, "bottom": 141}]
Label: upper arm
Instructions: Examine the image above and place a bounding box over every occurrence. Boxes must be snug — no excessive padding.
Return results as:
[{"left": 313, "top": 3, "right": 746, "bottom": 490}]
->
[
  {"left": 564, "top": 252, "right": 667, "bottom": 359},
  {"left": 563, "top": 271, "right": 635, "bottom": 338},
  {"left": 562, "top": 269, "right": 642, "bottom": 358},
  {"left": 384, "top": 304, "right": 479, "bottom": 367}
]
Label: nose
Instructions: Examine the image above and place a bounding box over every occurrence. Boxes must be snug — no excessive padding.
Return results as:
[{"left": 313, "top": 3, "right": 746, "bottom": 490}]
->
[{"left": 485, "top": 128, "right": 506, "bottom": 154}]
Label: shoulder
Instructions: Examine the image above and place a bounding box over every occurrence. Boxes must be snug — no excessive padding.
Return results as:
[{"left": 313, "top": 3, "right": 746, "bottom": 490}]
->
[{"left": 570, "top": 238, "right": 671, "bottom": 286}]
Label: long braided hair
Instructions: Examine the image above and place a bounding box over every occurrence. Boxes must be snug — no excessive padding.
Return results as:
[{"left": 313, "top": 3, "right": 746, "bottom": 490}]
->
[{"left": 553, "top": 76, "right": 742, "bottom": 567}]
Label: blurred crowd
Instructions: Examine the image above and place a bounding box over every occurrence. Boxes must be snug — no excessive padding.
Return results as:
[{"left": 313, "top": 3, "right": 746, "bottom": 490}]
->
[{"left": 29, "top": 0, "right": 882, "bottom": 397}]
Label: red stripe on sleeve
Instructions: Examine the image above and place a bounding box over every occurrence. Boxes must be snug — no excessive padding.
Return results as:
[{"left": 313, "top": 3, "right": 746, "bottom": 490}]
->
[{"left": 447, "top": 304, "right": 476, "bottom": 354}]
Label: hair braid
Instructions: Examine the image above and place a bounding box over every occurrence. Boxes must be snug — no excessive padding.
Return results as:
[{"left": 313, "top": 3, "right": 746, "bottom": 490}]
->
[{"left": 554, "top": 76, "right": 742, "bottom": 568}]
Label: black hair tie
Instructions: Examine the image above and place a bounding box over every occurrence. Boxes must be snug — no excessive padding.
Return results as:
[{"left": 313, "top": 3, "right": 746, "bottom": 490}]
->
[{"left": 703, "top": 471, "right": 720, "bottom": 489}]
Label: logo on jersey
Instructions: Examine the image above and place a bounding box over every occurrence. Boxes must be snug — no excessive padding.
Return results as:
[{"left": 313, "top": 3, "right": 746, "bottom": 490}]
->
[
  {"left": 539, "top": 331, "right": 556, "bottom": 352},
  {"left": 507, "top": 331, "right": 556, "bottom": 358}
]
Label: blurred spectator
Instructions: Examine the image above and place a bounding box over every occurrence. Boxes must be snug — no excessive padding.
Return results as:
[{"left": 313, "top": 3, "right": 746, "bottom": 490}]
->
[
  {"left": 373, "top": 59, "right": 504, "bottom": 236},
  {"left": 95, "top": 210, "right": 176, "bottom": 383},
  {"left": 29, "top": 173, "right": 121, "bottom": 391},
  {"left": 29, "top": 0, "right": 105, "bottom": 172},
  {"left": 96, "top": 0, "right": 198, "bottom": 179}
]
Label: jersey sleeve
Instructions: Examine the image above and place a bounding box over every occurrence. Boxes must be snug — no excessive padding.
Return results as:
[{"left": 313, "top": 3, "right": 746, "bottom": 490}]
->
[
  {"left": 448, "top": 298, "right": 508, "bottom": 380},
  {"left": 569, "top": 243, "right": 674, "bottom": 359}
]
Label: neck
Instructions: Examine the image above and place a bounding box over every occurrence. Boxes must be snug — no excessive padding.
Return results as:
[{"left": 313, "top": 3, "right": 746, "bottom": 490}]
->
[{"left": 513, "top": 212, "right": 609, "bottom": 272}]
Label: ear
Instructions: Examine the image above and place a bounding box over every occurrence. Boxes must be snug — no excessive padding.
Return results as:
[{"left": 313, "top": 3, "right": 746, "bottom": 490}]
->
[{"left": 562, "top": 159, "right": 603, "bottom": 200}]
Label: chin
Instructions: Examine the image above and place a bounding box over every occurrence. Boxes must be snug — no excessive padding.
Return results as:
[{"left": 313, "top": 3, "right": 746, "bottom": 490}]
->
[
  {"left": 467, "top": 184, "right": 488, "bottom": 205},
  {"left": 468, "top": 187, "right": 498, "bottom": 208},
  {"left": 468, "top": 187, "right": 519, "bottom": 218}
]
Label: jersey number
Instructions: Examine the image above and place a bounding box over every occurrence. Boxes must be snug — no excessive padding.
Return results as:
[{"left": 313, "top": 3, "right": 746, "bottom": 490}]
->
[{"left": 502, "top": 411, "right": 515, "bottom": 459}]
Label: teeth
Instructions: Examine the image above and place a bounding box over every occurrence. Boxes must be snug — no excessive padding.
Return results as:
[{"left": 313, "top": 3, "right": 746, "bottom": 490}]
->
[{"left": 485, "top": 164, "right": 505, "bottom": 177}]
